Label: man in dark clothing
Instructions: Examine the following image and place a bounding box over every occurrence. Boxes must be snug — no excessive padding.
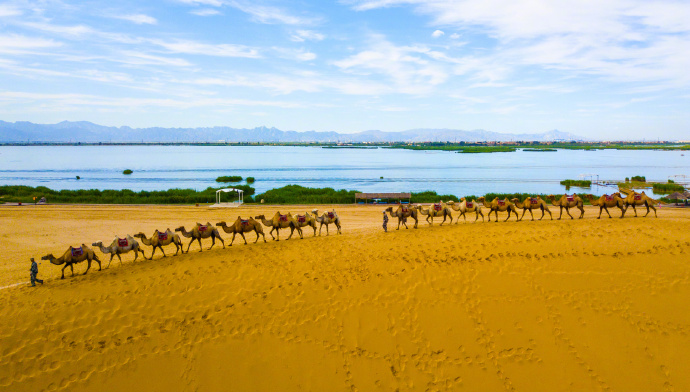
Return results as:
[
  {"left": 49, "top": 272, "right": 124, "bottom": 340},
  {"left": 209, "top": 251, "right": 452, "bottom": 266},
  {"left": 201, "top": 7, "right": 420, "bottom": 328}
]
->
[
  {"left": 382, "top": 211, "right": 389, "bottom": 232},
  {"left": 30, "top": 258, "right": 43, "bottom": 286}
]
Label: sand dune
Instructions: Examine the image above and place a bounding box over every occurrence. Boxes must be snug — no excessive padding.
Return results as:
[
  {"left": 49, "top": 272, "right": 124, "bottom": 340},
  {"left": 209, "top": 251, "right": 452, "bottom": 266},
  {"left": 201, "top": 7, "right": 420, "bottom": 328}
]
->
[{"left": 1, "top": 204, "right": 689, "bottom": 391}]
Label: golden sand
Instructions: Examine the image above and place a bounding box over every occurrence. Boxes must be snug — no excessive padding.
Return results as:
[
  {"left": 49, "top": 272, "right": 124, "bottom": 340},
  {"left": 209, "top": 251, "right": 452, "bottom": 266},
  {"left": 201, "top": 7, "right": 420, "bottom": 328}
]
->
[{"left": 1, "top": 204, "right": 689, "bottom": 391}]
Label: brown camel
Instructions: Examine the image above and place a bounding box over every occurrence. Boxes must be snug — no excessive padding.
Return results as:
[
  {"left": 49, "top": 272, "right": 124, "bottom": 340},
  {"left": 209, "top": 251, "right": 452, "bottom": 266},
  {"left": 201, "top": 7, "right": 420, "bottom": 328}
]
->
[
  {"left": 547, "top": 194, "right": 585, "bottom": 220},
  {"left": 92, "top": 235, "right": 146, "bottom": 267},
  {"left": 585, "top": 193, "right": 626, "bottom": 219},
  {"left": 416, "top": 202, "right": 453, "bottom": 225},
  {"left": 511, "top": 196, "right": 553, "bottom": 221},
  {"left": 313, "top": 209, "right": 342, "bottom": 235},
  {"left": 41, "top": 244, "right": 101, "bottom": 279},
  {"left": 255, "top": 212, "right": 303, "bottom": 241},
  {"left": 216, "top": 217, "right": 267, "bottom": 245},
  {"left": 175, "top": 222, "right": 225, "bottom": 252},
  {"left": 477, "top": 197, "right": 519, "bottom": 222},
  {"left": 447, "top": 198, "right": 484, "bottom": 223},
  {"left": 134, "top": 229, "right": 183, "bottom": 259},
  {"left": 293, "top": 211, "right": 318, "bottom": 236},
  {"left": 622, "top": 190, "right": 658, "bottom": 218},
  {"left": 384, "top": 204, "right": 419, "bottom": 229}
]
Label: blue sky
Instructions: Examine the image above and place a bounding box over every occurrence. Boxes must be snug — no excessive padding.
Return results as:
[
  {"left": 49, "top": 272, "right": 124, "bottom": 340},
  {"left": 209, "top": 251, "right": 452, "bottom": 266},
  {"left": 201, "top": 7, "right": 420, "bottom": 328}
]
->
[{"left": 0, "top": 0, "right": 689, "bottom": 139}]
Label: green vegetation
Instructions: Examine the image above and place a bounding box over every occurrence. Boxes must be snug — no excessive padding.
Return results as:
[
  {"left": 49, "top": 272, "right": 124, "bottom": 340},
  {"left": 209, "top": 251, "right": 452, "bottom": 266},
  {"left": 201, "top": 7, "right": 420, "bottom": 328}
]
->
[
  {"left": 0, "top": 185, "right": 255, "bottom": 205},
  {"left": 246, "top": 177, "right": 255, "bottom": 183},
  {"left": 254, "top": 185, "right": 358, "bottom": 204},
  {"left": 523, "top": 148, "right": 556, "bottom": 152},
  {"left": 631, "top": 176, "right": 646, "bottom": 182},
  {"left": 216, "top": 175, "right": 242, "bottom": 182},
  {"left": 123, "top": 169, "right": 133, "bottom": 175},
  {"left": 410, "top": 191, "right": 459, "bottom": 203},
  {"left": 560, "top": 179, "right": 592, "bottom": 187},
  {"left": 456, "top": 146, "right": 516, "bottom": 153},
  {"left": 76, "top": 176, "right": 80, "bottom": 180},
  {"left": 652, "top": 183, "right": 685, "bottom": 193}
]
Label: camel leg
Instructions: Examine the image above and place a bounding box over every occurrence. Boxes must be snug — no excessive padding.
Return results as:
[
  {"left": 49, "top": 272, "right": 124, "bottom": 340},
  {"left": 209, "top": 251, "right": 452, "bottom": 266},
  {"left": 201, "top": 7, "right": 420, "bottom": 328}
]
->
[
  {"left": 479, "top": 209, "right": 484, "bottom": 222},
  {"left": 413, "top": 216, "right": 418, "bottom": 228},
  {"left": 558, "top": 207, "right": 563, "bottom": 220},
  {"left": 83, "top": 259, "right": 92, "bottom": 275},
  {"left": 402, "top": 219, "right": 408, "bottom": 229},
  {"left": 207, "top": 237, "right": 214, "bottom": 250},
  {"left": 240, "top": 232, "right": 248, "bottom": 245},
  {"left": 325, "top": 224, "right": 330, "bottom": 236},
  {"left": 287, "top": 227, "right": 295, "bottom": 240},
  {"left": 95, "top": 255, "right": 102, "bottom": 271},
  {"left": 632, "top": 205, "right": 638, "bottom": 217},
  {"left": 578, "top": 205, "right": 584, "bottom": 219},
  {"left": 519, "top": 209, "right": 527, "bottom": 221},
  {"left": 70, "top": 264, "right": 74, "bottom": 277},
  {"left": 61, "top": 264, "right": 67, "bottom": 279},
  {"left": 312, "top": 225, "right": 317, "bottom": 236},
  {"left": 318, "top": 224, "right": 322, "bottom": 236},
  {"left": 604, "top": 206, "right": 612, "bottom": 218},
  {"left": 565, "top": 207, "right": 574, "bottom": 220},
  {"left": 116, "top": 253, "right": 123, "bottom": 265},
  {"left": 149, "top": 246, "right": 157, "bottom": 260},
  {"left": 185, "top": 238, "right": 194, "bottom": 253}
]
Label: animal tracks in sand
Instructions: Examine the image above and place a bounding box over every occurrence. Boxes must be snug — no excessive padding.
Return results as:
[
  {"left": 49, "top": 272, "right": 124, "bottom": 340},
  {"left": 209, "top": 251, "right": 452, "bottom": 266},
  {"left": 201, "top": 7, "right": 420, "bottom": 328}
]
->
[{"left": 0, "top": 205, "right": 689, "bottom": 391}]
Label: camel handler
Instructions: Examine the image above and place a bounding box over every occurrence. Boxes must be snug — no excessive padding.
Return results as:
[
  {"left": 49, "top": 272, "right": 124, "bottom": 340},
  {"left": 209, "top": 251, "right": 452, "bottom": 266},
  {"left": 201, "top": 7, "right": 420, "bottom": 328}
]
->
[
  {"left": 382, "top": 211, "right": 389, "bottom": 232},
  {"left": 29, "top": 258, "right": 44, "bottom": 286}
]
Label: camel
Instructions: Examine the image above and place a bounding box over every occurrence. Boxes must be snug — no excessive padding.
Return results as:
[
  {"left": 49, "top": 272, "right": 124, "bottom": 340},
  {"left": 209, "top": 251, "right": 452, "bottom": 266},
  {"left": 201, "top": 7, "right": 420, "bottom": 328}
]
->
[
  {"left": 41, "top": 244, "right": 101, "bottom": 279},
  {"left": 134, "top": 229, "right": 183, "bottom": 259},
  {"left": 313, "top": 209, "right": 342, "bottom": 235},
  {"left": 292, "top": 211, "right": 318, "bottom": 236},
  {"left": 175, "top": 222, "right": 225, "bottom": 252},
  {"left": 511, "top": 196, "right": 553, "bottom": 221},
  {"left": 447, "top": 198, "right": 484, "bottom": 223},
  {"left": 255, "top": 212, "right": 303, "bottom": 241},
  {"left": 216, "top": 217, "right": 267, "bottom": 245},
  {"left": 477, "top": 197, "right": 519, "bottom": 222},
  {"left": 585, "top": 193, "right": 626, "bottom": 219},
  {"left": 547, "top": 194, "right": 585, "bottom": 220},
  {"left": 384, "top": 204, "right": 419, "bottom": 229},
  {"left": 416, "top": 202, "right": 453, "bottom": 226},
  {"left": 621, "top": 190, "right": 658, "bottom": 218},
  {"left": 92, "top": 235, "right": 146, "bottom": 267}
]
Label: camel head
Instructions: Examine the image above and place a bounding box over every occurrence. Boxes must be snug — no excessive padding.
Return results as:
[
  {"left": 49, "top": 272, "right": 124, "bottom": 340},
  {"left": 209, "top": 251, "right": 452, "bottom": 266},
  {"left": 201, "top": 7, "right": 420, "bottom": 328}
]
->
[
  {"left": 92, "top": 241, "right": 102, "bottom": 247},
  {"left": 133, "top": 232, "right": 145, "bottom": 239},
  {"left": 174, "top": 226, "right": 184, "bottom": 232},
  {"left": 215, "top": 221, "right": 227, "bottom": 227},
  {"left": 254, "top": 214, "right": 265, "bottom": 220},
  {"left": 446, "top": 200, "right": 455, "bottom": 205},
  {"left": 460, "top": 197, "right": 466, "bottom": 201},
  {"left": 41, "top": 254, "right": 61, "bottom": 265},
  {"left": 547, "top": 194, "right": 555, "bottom": 199},
  {"left": 477, "top": 197, "right": 485, "bottom": 202},
  {"left": 312, "top": 209, "right": 319, "bottom": 215}
]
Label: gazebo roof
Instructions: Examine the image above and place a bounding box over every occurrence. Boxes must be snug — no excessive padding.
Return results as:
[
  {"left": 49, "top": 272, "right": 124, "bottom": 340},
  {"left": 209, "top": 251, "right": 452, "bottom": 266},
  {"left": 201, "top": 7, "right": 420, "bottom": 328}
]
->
[{"left": 216, "top": 188, "right": 243, "bottom": 194}]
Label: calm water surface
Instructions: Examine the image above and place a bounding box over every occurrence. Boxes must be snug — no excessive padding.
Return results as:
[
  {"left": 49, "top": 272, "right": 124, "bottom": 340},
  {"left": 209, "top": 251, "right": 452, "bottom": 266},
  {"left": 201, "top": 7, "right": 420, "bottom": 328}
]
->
[{"left": 0, "top": 146, "right": 688, "bottom": 197}]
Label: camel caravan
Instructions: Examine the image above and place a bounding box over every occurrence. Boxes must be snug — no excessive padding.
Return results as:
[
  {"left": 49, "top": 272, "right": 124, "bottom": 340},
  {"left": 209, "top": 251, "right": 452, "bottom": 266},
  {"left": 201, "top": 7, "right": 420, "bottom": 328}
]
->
[
  {"left": 37, "top": 189, "right": 662, "bottom": 281},
  {"left": 39, "top": 208, "right": 344, "bottom": 279}
]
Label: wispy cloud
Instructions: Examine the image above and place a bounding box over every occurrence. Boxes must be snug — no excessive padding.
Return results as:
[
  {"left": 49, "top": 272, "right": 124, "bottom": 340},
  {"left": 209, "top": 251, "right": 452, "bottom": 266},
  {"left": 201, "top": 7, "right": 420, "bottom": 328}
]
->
[
  {"left": 190, "top": 8, "right": 221, "bottom": 16},
  {"left": 226, "top": 1, "right": 320, "bottom": 25},
  {"left": 0, "top": 34, "right": 62, "bottom": 54},
  {"left": 112, "top": 14, "right": 158, "bottom": 25},
  {"left": 150, "top": 39, "right": 261, "bottom": 58},
  {"left": 0, "top": 4, "right": 22, "bottom": 17},
  {"left": 290, "top": 30, "right": 325, "bottom": 42},
  {"left": 431, "top": 30, "right": 444, "bottom": 38}
]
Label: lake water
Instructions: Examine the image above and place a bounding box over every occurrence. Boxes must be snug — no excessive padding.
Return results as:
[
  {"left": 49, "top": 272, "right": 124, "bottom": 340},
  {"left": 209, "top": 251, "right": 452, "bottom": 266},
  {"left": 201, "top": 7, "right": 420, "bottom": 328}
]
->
[{"left": 0, "top": 146, "right": 687, "bottom": 197}]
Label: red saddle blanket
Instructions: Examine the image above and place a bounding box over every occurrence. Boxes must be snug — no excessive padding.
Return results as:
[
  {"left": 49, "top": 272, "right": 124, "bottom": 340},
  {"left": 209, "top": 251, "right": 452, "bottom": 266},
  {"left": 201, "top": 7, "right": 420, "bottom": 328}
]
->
[
  {"left": 279, "top": 215, "right": 288, "bottom": 222},
  {"left": 240, "top": 219, "right": 250, "bottom": 226},
  {"left": 497, "top": 200, "right": 505, "bottom": 206},
  {"left": 327, "top": 212, "right": 335, "bottom": 219},
  {"left": 297, "top": 215, "right": 306, "bottom": 223},
  {"left": 198, "top": 225, "right": 208, "bottom": 232},
  {"left": 118, "top": 238, "right": 128, "bottom": 247},
  {"left": 158, "top": 232, "right": 168, "bottom": 241},
  {"left": 466, "top": 202, "right": 473, "bottom": 208},
  {"left": 634, "top": 194, "right": 642, "bottom": 200},
  {"left": 433, "top": 204, "right": 443, "bottom": 211},
  {"left": 566, "top": 195, "right": 575, "bottom": 202},
  {"left": 605, "top": 195, "right": 614, "bottom": 201},
  {"left": 530, "top": 198, "right": 538, "bottom": 204},
  {"left": 71, "top": 247, "right": 83, "bottom": 257},
  {"left": 401, "top": 207, "right": 409, "bottom": 213}
]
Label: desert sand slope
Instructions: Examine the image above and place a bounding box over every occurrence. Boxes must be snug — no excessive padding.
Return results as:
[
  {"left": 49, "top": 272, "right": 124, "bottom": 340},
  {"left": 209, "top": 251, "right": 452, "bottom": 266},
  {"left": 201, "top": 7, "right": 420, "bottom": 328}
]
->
[{"left": 0, "top": 204, "right": 689, "bottom": 391}]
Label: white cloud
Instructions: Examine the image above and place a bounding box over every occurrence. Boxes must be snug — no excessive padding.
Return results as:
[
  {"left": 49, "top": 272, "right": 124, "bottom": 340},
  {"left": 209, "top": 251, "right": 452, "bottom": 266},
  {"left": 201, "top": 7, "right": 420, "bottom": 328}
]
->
[
  {"left": 290, "top": 30, "right": 325, "bottom": 42},
  {"left": 227, "top": 1, "right": 320, "bottom": 25},
  {"left": 0, "top": 4, "right": 22, "bottom": 17},
  {"left": 114, "top": 14, "right": 158, "bottom": 25},
  {"left": 431, "top": 30, "right": 444, "bottom": 38},
  {"left": 450, "top": 33, "right": 460, "bottom": 39},
  {"left": 272, "top": 47, "right": 317, "bottom": 61},
  {"left": 190, "top": 8, "right": 221, "bottom": 16},
  {"left": 177, "top": 0, "right": 224, "bottom": 6},
  {"left": 150, "top": 39, "right": 261, "bottom": 58},
  {"left": 0, "top": 34, "right": 62, "bottom": 54}
]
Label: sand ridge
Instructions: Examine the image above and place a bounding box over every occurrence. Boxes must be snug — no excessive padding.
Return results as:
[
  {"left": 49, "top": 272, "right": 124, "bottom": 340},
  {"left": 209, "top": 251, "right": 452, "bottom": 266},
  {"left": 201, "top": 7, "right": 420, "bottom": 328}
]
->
[{"left": 0, "top": 204, "right": 689, "bottom": 391}]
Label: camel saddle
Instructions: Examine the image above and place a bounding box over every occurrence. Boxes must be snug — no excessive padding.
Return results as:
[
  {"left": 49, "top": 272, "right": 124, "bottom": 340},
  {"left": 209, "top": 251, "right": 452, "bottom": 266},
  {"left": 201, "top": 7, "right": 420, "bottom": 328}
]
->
[
  {"left": 71, "top": 247, "right": 83, "bottom": 257},
  {"left": 327, "top": 212, "right": 335, "bottom": 219},
  {"left": 605, "top": 195, "right": 614, "bottom": 201},
  {"left": 241, "top": 219, "right": 250, "bottom": 226},
  {"left": 466, "top": 201, "right": 473, "bottom": 208},
  {"left": 118, "top": 238, "right": 128, "bottom": 247},
  {"left": 401, "top": 207, "right": 409, "bottom": 213},
  {"left": 198, "top": 225, "right": 208, "bottom": 232},
  {"left": 158, "top": 232, "right": 168, "bottom": 241},
  {"left": 497, "top": 200, "right": 505, "bottom": 206},
  {"left": 297, "top": 215, "right": 306, "bottom": 223},
  {"left": 566, "top": 195, "right": 575, "bottom": 202},
  {"left": 530, "top": 197, "right": 538, "bottom": 204},
  {"left": 634, "top": 194, "right": 642, "bottom": 200},
  {"left": 279, "top": 215, "right": 288, "bottom": 222},
  {"left": 433, "top": 203, "right": 443, "bottom": 211}
]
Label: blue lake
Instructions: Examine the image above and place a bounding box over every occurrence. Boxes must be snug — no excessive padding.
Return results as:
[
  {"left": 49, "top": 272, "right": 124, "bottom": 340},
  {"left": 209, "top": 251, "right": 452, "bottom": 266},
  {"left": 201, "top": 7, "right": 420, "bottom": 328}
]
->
[{"left": 0, "top": 146, "right": 687, "bottom": 197}]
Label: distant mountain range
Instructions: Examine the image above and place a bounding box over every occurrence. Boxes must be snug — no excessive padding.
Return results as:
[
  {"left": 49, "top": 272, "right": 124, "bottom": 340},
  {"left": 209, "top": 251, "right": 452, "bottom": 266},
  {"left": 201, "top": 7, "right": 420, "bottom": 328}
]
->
[{"left": 0, "top": 121, "right": 586, "bottom": 143}]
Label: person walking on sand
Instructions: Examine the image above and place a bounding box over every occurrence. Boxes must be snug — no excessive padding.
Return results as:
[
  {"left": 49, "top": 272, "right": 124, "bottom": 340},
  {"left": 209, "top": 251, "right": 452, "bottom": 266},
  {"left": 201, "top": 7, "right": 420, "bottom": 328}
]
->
[
  {"left": 30, "top": 258, "right": 43, "bottom": 286},
  {"left": 382, "top": 211, "right": 389, "bottom": 232}
]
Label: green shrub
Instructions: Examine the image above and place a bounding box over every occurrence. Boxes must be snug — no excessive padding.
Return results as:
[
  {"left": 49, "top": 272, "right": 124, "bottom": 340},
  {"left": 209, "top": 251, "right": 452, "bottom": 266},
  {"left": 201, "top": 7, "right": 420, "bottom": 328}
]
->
[
  {"left": 246, "top": 177, "right": 255, "bottom": 183},
  {"left": 559, "top": 180, "right": 592, "bottom": 187},
  {"left": 631, "top": 176, "right": 646, "bottom": 182},
  {"left": 254, "top": 185, "right": 357, "bottom": 204},
  {"left": 652, "top": 183, "right": 684, "bottom": 193},
  {"left": 216, "top": 176, "right": 242, "bottom": 182},
  {"left": 123, "top": 169, "right": 133, "bottom": 175}
]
